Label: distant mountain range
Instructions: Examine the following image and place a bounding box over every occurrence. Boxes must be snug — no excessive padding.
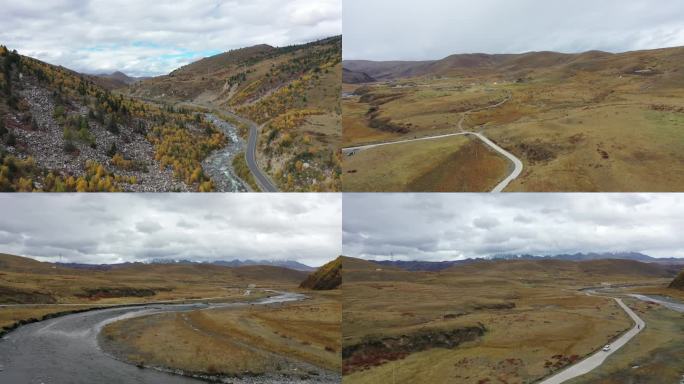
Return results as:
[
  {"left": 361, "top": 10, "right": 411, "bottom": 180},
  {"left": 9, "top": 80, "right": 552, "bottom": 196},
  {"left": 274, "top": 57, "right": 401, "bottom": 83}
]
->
[
  {"left": 57, "top": 259, "right": 314, "bottom": 271},
  {"left": 96, "top": 71, "right": 145, "bottom": 84},
  {"left": 343, "top": 45, "right": 684, "bottom": 83},
  {"left": 88, "top": 71, "right": 149, "bottom": 89},
  {"left": 375, "top": 252, "right": 684, "bottom": 272},
  {"left": 489, "top": 251, "right": 668, "bottom": 262}
]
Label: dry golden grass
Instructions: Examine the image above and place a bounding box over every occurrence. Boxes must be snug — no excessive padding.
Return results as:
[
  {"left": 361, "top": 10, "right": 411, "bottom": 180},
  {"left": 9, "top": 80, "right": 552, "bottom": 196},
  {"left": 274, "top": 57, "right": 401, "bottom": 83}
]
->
[
  {"left": 342, "top": 135, "right": 508, "bottom": 192},
  {"left": 342, "top": 258, "right": 675, "bottom": 384},
  {"left": 342, "top": 68, "right": 684, "bottom": 191},
  {"left": 101, "top": 292, "right": 341, "bottom": 377},
  {"left": 342, "top": 97, "right": 400, "bottom": 147},
  {"left": 0, "top": 253, "right": 307, "bottom": 331}
]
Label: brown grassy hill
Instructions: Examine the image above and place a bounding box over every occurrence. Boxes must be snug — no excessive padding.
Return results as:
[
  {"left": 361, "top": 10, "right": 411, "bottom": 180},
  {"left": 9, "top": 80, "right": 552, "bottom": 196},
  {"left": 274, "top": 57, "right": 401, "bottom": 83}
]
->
[
  {"left": 343, "top": 60, "right": 436, "bottom": 80},
  {"left": 300, "top": 257, "right": 341, "bottom": 290},
  {"left": 0, "top": 253, "right": 68, "bottom": 274},
  {"left": 343, "top": 46, "right": 684, "bottom": 82},
  {"left": 172, "top": 45, "right": 276, "bottom": 76},
  {"left": 578, "top": 259, "right": 674, "bottom": 278},
  {"left": 340, "top": 256, "right": 420, "bottom": 283},
  {"left": 442, "top": 258, "right": 674, "bottom": 281},
  {"left": 340, "top": 256, "right": 402, "bottom": 271},
  {"left": 232, "top": 265, "right": 308, "bottom": 283},
  {"left": 128, "top": 36, "right": 341, "bottom": 108},
  {"left": 0, "top": 254, "right": 306, "bottom": 304},
  {"left": 88, "top": 71, "right": 146, "bottom": 90},
  {"left": 342, "top": 68, "right": 375, "bottom": 84},
  {"left": 669, "top": 270, "right": 684, "bottom": 290}
]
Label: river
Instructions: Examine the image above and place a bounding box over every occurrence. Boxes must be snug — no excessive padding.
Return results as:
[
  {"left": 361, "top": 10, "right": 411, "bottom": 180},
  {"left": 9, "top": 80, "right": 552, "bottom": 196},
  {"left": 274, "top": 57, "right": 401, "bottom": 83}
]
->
[
  {"left": 201, "top": 113, "right": 249, "bottom": 192},
  {"left": 629, "top": 294, "right": 684, "bottom": 313},
  {"left": 0, "top": 292, "right": 311, "bottom": 383}
]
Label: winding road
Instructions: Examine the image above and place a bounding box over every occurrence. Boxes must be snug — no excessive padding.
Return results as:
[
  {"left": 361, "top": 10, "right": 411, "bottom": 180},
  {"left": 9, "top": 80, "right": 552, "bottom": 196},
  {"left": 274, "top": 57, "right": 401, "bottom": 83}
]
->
[
  {"left": 246, "top": 120, "right": 278, "bottom": 192},
  {"left": 539, "top": 297, "right": 645, "bottom": 384},
  {"left": 219, "top": 111, "right": 278, "bottom": 192},
  {"left": 342, "top": 93, "right": 522, "bottom": 192},
  {"left": 175, "top": 101, "right": 278, "bottom": 192},
  {"left": 0, "top": 292, "right": 304, "bottom": 383}
]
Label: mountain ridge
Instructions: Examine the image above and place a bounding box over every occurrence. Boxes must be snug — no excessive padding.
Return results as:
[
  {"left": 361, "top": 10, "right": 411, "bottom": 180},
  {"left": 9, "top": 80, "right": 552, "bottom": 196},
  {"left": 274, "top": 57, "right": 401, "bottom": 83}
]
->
[
  {"left": 53, "top": 258, "right": 315, "bottom": 271},
  {"left": 343, "top": 45, "right": 684, "bottom": 81},
  {"left": 373, "top": 252, "right": 684, "bottom": 272}
]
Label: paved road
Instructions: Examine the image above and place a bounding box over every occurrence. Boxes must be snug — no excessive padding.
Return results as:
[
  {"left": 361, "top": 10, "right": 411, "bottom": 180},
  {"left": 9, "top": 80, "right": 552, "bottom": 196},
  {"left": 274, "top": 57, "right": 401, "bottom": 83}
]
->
[
  {"left": 468, "top": 131, "right": 523, "bottom": 192},
  {"left": 0, "top": 292, "right": 304, "bottom": 383},
  {"left": 342, "top": 93, "right": 522, "bottom": 192},
  {"left": 229, "top": 113, "right": 278, "bottom": 192},
  {"left": 539, "top": 298, "right": 645, "bottom": 384},
  {"left": 174, "top": 102, "right": 278, "bottom": 192}
]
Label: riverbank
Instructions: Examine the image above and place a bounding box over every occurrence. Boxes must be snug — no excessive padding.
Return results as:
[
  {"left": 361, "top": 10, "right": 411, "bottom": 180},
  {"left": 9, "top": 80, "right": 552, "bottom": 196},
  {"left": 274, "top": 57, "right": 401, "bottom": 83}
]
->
[
  {"left": 201, "top": 113, "right": 250, "bottom": 192},
  {"left": 99, "top": 292, "right": 341, "bottom": 383}
]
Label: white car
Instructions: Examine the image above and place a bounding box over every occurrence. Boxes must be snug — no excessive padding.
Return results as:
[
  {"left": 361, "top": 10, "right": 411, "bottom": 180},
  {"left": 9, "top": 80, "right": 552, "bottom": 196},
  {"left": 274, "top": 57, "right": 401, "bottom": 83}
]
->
[{"left": 602, "top": 345, "right": 611, "bottom": 352}]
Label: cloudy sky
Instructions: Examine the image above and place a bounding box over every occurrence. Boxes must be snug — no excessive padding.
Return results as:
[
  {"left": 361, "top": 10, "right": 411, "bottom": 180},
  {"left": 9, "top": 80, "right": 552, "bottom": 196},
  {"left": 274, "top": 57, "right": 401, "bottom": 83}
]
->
[
  {"left": 343, "top": 194, "right": 684, "bottom": 261},
  {"left": 0, "top": 0, "right": 341, "bottom": 76},
  {"left": 0, "top": 194, "right": 341, "bottom": 267},
  {"left": 344, "top": 0, "right": 684, "bottom": 60}
]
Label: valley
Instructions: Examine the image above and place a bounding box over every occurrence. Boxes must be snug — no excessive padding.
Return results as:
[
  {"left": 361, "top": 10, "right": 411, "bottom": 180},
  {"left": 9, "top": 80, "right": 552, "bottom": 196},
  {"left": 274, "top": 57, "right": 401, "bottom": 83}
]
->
[
  {"left": 0, "top": 253, "right": 342, "bottom": 383},
  {"left": 342, "top": 46, "right": 684, "bottom": 192},
  {"left": 127, "top": 36, "right": 342, "bottom": 192},
  {"left": 0, "top": 36, "right": 342, "bottom": 192},
  {"left": 340, "top": 256, "right": 684, "bottom": 384}
]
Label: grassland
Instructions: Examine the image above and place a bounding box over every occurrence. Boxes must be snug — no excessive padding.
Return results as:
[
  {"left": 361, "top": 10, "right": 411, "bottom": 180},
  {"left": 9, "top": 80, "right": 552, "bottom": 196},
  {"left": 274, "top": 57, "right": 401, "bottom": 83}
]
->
[
  {"left": 342, "top": 135, "right": 508, "bottom": 192},
  {"left": 101, "top": 291, "right": 341, "bottom": 380},
  {"left": 342, "top": 94, "right": 397, "bottom": 147},
  {"left": 341, "top": 257, "right": 678, "bottom": 384},
  {"left": 0, "top": 253, "right": 307, "bottom": 332},
  {"left": 342, "top": 47, "right": 684, "bottom": 192}
]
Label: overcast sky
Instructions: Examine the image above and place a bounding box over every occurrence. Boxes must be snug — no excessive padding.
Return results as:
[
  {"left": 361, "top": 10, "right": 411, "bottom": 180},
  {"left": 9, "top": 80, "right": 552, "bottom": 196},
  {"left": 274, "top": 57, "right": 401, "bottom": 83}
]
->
[
  {"left": 0, "top": 0, "right": 341, "bottom": 77},
  {"left": 0, "top": 194, "right": 341, "bottom": 267},
  {"left": 343, "top": 0, "right": 684, "bottom": 60},
  {"left": 343, "top": 194, "right": 684, "bottom": 261}
]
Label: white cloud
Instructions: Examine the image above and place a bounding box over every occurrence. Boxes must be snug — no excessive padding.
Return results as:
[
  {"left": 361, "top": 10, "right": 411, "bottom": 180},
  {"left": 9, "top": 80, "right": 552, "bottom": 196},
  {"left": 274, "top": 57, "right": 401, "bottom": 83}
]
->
[
  {"left": 135, "top": 220, "right": 163, "bottom": 234},
  {"left": 0, "top": 0, "right": 341, "bottom": 76},
  {"left": 343, "top": 194, "right": 684, "bottom": 261},
  {"left": 343, "top": 0, "right": 684, "bottom": 60},
  {"left": 0, "top": 194, "right": 341, "bottom": 267}
]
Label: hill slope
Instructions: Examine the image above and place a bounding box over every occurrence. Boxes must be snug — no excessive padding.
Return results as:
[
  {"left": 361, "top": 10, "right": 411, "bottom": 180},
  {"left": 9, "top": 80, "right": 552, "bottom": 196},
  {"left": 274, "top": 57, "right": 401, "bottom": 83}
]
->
[
  {"left": 300, "top": 257, "right": 342, "bottom": 290},
  {"left": 0, "top": 45, "right": 226, "bottom": 192},
  {"left": 344, "top": 46, "right": 684, "bottom": 83},
  {"left": 0, "top": 253, "right": 306, "bottom": 304},
  {"left": 90, "top": 71, "right": 146, "bottom": 90},
  {"left": 669, "top": 270, "right": 684, "bottom": 290},
  {"left": 343, "top": 68, "right": 375, "bottom": 84},
  {"left": 445, "top": 258, "right": 674, "bottom": 279}
]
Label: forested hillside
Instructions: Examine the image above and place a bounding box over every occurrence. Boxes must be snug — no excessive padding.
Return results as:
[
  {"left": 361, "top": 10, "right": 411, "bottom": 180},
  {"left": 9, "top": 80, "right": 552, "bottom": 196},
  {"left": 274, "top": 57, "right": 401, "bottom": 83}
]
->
[
  {"left": 128, "top": 36, "right": 342, "bottom": 192},
  {"left": 0, "top": 45, "right": 226, "bottom": 191}
]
